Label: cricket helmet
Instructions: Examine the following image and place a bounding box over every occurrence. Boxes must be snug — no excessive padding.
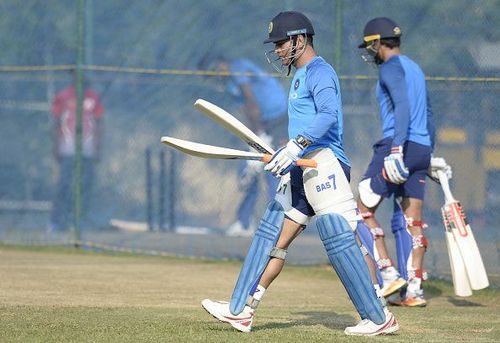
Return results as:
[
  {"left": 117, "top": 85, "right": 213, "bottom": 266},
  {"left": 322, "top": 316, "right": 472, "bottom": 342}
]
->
[
  {"left": 358, "top": 17, "right": 402, "bottom": 48},
  {"left": 264, "top": 11, "right": 315, "bottom": 44}
]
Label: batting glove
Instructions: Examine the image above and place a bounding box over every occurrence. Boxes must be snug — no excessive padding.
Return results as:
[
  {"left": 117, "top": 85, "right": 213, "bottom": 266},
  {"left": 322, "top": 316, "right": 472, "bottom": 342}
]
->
[
  {"left": 264, "top": 138, "right": 303, "bottom": 177},
  {"left": 383, "top": 146, "right": 409, "bottom": 184},
  {"left": 428, "top": 156, "right": 452, "bottom": 184}
]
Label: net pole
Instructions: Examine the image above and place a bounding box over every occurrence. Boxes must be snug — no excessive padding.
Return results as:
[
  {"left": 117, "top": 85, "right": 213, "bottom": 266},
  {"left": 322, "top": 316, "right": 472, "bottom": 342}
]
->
[{"left": 73, "top": 0, "right": 86, "bottom": 244}]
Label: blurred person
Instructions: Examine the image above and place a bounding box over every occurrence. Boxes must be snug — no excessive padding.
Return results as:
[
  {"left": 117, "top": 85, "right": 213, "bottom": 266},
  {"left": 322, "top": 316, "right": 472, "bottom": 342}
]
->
[
  {"left": 356, "top": 17, "right": 452, "bottom": 306},
  {"left": 49, "top": 73, "right": 104, "bottom": 232},
  {"left": 199, "top": 55, "right": 288, "bottom": 237},
  {"left": 202, "top": 11, "right": 398, "bottom": 336}
]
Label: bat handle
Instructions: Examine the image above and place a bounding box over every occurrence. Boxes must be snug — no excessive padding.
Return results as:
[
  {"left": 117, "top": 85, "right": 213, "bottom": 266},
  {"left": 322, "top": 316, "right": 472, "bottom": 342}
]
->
[
  {"left": 261, "top": 154, "right": 317, "bottom": 168},
  {"left": 437, "top": 170, "right": 456, "bottom": 203}
]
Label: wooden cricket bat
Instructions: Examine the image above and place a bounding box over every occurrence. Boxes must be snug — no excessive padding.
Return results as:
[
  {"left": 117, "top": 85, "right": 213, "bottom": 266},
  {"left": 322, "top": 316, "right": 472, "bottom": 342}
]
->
[
  {"left": 437, "top": 171, "right": 489, "bottom": 291},
  {"left": 160, "top": 136, "right": 317, "bottom": 168},
  {"left": 440, "top": 203, "right": 473, "bottom": 297},
  {"left": 193, "top": 99, "right": 275, "bottom": 154}
]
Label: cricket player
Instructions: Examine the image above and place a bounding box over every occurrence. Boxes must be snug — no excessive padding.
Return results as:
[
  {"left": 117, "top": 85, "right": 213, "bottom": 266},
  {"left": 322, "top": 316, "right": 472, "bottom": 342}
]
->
[
  {"left": 217, "top": 57, "right": 288, "bottom": 237},
  {"left": 202, "top": 11, "right": 399, "bottom": 336},
  {"left": 356, "top": 17, "right": 452, "bottom": 306}
]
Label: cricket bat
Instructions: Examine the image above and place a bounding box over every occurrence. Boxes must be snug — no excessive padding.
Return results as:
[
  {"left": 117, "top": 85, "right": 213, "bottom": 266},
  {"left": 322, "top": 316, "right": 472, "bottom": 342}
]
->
[
  {"left": 194, "top": 99, "right": 275, "bottom": 154},
  {"left": 161, "top": 136, "right": 317, "bottom": 168},
  {"left": 437, "top": 171, "right": 489, "bottom": 291}
]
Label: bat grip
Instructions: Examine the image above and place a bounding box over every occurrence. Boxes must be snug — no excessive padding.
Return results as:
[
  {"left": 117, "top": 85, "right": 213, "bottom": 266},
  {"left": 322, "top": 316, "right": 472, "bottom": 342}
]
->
[
  {"left": 437, "top": 170, "right": 455, "bottom": 203},
  {"left": 261, "top": 154, "right": 317, "bottom": 168}
]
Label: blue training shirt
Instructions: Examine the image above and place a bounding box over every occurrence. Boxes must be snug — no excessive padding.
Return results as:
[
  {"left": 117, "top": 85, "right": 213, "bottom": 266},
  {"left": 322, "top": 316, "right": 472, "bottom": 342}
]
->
[
  {"left": 288, "top": 56, "right": 350, "bottom": 167},
  {"left": 228, "top": 59, "right": 287, "bottom": 120},
  {"left": 376, "top": 55, "right": 434, "bottom": 148}
]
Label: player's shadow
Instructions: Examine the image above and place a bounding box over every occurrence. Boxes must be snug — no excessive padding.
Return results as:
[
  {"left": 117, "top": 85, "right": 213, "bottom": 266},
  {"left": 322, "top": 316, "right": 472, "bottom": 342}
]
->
[
  {"left": 254, "top": 311, "right": 355, "bottom": 331},
  {"left": 422, "top": 284, "right": 443, "bottom": 300},
  {"left": 447, "top": 296, "right": 485, "bottom": 307}
]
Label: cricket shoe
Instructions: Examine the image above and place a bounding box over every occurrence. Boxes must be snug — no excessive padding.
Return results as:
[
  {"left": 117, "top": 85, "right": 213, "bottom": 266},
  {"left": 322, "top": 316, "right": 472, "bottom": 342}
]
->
[
  {"left": 344, "top": 309, "right": 399, "bottom": 336},
  {"left": 380, "top": 266, "right": 407, "bottom": 297},
  {"left": 201, "top": 299, "right": 254, "bottom": 333},
  {"left": 401, "top": 288, "right": 427, "bottom": 307}
]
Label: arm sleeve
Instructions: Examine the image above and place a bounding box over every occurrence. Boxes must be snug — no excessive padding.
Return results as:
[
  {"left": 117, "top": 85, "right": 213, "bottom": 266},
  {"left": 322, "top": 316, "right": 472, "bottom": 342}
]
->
[
  {"left": 380, "top": 61, "right": 410, "bottom": 147},
  {"left": 426, "top": 93, "right": 436, "bottom": 151},
  {"left": 300, "top": 66, "right": 339, "bottom": 142}
]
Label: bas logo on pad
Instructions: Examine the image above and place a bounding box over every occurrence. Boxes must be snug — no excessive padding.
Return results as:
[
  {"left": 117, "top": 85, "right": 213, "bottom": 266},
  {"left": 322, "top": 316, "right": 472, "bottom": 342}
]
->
[{"left": 316, "top": 174, "right": 337, "bottom": 192}]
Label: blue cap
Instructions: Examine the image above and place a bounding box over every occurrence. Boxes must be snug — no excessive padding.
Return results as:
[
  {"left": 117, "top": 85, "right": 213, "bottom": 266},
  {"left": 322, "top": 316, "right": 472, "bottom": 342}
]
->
[{"left": 359, "top": 17, "right": 402, "bottom": 48}]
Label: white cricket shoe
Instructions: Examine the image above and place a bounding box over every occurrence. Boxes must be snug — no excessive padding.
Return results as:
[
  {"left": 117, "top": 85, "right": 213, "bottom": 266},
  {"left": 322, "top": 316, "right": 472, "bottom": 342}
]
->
[
  {"left": 344, "top": 310, "right": 399, "bottom": 336},
  {"left": 201, "top": 299, "right": 254, "bottom": 333},
  {"left": 226, "top": 221, "right": 254, "bottom": 237},
  {"left": 381, "top": 266, "right": 407, "bottom": 297}
]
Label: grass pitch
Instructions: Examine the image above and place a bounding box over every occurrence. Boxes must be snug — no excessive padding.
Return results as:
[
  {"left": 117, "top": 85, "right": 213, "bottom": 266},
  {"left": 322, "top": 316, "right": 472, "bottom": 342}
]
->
[{"left": 0, "top": 245, "right": 498, "bottom": 342}]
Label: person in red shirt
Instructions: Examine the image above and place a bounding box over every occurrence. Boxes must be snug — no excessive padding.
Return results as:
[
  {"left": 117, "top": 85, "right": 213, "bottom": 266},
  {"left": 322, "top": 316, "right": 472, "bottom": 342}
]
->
[{"left": 49, "top": 75, "right": 104, "bottom": 232}]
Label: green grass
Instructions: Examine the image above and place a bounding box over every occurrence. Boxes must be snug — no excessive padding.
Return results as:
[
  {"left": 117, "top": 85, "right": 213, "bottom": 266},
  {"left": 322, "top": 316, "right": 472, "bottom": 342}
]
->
[{"left": 0, "top": 245, "right": 498, "bottom": 342}]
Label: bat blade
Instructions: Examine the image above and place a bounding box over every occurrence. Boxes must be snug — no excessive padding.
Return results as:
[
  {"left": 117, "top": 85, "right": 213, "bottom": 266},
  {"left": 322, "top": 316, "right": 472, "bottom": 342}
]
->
[
  {"left": 194, "top": 99, "right": 275, "bottom": 154},
  {"left": 160, "top": 136, "right": 317, "bottom": 168},
  {"left": 161, "top": 136, "right": 265, "bottom": 161},
  {"left": 441, "top": 202, "right": 489, "bottom": 290},
  {"left": 441, "top": 208, "right": 473, "bottom": 297}
]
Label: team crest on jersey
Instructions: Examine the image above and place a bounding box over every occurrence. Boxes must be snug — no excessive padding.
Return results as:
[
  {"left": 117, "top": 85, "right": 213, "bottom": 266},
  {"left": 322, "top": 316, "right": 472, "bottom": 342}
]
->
[
  {"left": 294, "top": 79, "right": 300, "bottom": 90},
  {"left": 268, "top": 22, "right": 273, "bottom": 34}
]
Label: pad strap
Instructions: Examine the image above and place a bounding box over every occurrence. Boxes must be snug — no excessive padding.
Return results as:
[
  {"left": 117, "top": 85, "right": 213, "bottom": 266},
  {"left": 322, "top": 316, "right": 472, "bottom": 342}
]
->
[
  {"left": 269, "top": 247, "right": 287, "bottom": 260},
  {"left": 377, "top": 258, "right": 393, "bottom": 270},
  {"left": 405, "top": 216, "right": 428, "bottom": 229},
  {"left": 412, "top": 234, "right": 428, "bottom": 250},
  {"left": 370, "top": 227, "right": 385, "bottom": 238},
  {"left": 408, "top": 268, "right": 428, "bottom": 281}
]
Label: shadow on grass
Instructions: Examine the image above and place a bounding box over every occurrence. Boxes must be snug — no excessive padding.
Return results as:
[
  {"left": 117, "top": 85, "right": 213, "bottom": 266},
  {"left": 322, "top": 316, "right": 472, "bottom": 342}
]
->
[
  {"left": 447, "top": 296, "right": 485, "bottom": 307},
  {"left": 254, "top": 311, "right": 356, "bottom": 331},
  {"left": 423, "top": 284, "right": 443, "bottom": 299}
]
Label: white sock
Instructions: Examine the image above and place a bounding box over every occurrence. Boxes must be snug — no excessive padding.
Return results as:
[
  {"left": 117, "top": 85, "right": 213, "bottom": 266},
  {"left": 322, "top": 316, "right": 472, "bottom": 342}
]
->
[
  {"left": 247, "top": 284, "right": 266, "bottom": 310},
  {"left": 253, "top": 284, "right": 266, "bottom": 301}
]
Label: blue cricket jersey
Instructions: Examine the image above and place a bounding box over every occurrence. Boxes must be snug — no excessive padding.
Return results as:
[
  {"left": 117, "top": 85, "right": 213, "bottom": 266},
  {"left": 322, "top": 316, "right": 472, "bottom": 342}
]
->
[
  {"left": 288, "top": 56, "right": 350, "bottom": 167},
  {"left": 376, "top": 55, "right": 435, "bottom": 149},
  {"left": 228, "top": 59, "right": 287, "bottom": 120}
]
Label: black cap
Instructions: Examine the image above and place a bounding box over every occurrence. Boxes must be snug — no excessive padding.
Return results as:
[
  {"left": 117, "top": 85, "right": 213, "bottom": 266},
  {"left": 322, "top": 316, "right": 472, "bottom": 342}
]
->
[
  {"left": 264, "top": 11, "right": 315, "bottom": 44},
  {"left": 358, "top": 17, "right": 402, "bottom": 48}
]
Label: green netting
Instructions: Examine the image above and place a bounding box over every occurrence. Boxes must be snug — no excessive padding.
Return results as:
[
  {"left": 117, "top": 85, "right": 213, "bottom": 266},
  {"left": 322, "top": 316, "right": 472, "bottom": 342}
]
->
[{"left": 0, "top": 0, "right": 498, "bottom": 284}]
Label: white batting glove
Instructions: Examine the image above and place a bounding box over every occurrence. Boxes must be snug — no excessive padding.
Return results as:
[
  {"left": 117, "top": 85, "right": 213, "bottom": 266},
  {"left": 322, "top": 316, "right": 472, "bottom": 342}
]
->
[
  {"left": 383, "top": 146, "right": 409, "bottom": 184},
  {"left": 428, "top": 156, "right": 452, "bottom": 184},
  {"left": 264, "top": 138, "right": 303, "bottom": 177}
]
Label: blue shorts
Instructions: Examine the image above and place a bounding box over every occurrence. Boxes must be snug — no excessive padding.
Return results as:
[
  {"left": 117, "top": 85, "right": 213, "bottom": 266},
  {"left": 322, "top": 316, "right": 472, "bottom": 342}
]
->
[
  {"left": 288, "top": 161, "right": 351, "bottom": 218},
  {"left": 361, "top": 137, "right": 431, "bottom": 200}
]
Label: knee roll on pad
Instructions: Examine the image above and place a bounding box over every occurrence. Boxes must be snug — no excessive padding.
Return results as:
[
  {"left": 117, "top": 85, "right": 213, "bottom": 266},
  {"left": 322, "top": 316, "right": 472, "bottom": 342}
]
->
[
  {"left": 229, "top": 200, "right": 284, "bottom": 315},
  {"left": 358, "top": 178, "right": 382, "bottom": 208},
  {"left": 317, "top": 214, "right": 385, "bottom": 324}
]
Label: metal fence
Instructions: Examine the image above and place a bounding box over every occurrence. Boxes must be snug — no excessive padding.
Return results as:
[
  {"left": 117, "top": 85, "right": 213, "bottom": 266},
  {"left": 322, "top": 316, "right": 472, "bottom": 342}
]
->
[{"left": 0, "top": 0, "right": 498, "bottom": 284}]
